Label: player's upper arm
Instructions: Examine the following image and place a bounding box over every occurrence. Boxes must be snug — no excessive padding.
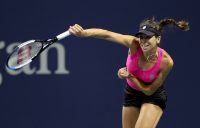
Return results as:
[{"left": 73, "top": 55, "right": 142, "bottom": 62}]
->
[
  {"left": 104, "top": 31, "right": 139, "bottom": 48},
  {"left": 147, "top": 57, "right": 174, "bottom": 95},
  {"left": 86, "top": 28, "right": 139, "bottom": 53}
]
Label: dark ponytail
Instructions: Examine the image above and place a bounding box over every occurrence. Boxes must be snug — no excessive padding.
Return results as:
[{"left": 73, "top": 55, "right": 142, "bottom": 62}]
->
[{"left": 159, "top": 18, "right": 190, "bottom": 31}]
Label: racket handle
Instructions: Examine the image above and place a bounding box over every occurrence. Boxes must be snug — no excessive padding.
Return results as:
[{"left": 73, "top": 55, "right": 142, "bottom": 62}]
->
[{"left": 56, "top": 31, "right": 71, "bottom": 40}]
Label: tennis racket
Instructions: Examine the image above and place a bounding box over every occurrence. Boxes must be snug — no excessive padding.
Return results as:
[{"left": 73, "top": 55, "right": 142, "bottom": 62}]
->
[{"left": 6, "top": 30, "right": 71, "bottom": 70}]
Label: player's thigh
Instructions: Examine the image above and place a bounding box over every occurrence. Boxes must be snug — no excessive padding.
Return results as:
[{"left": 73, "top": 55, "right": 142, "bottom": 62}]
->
[
  {"left": 122, "top": 106, "right": 140, "bottom": 128},
  {"left": 135, "top": 103, "right": 163, "bottom": 128}
]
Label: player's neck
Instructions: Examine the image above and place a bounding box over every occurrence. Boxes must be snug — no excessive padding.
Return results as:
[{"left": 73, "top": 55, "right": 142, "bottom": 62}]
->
[{"left": 143, "top": 47, "right": 158, "bottom": 62}]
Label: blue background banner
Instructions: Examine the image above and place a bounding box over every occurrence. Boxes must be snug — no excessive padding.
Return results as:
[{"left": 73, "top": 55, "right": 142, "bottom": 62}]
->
[{"left": 0, "top": 0, "right": 199, "bottom": 128}]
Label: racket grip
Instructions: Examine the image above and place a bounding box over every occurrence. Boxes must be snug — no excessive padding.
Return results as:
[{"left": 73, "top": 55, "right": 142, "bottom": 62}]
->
[{"left": 56, "top": 31, "right": 71, "bottom": 40}]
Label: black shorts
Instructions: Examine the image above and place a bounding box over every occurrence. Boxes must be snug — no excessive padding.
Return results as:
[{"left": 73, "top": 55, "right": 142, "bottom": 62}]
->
[{"left": 123, "top": 84, "right": 167, "bottom": 110}]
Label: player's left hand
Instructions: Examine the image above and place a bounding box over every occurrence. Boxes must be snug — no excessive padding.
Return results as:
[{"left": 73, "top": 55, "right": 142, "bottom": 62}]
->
[{"left": 117, "top": 67, "right": 133, "bottom": 79}]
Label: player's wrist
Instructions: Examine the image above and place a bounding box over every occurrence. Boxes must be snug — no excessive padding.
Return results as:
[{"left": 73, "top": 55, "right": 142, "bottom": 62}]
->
[
  {"left": 127, "top": 73, "right": 134, "bottom": 79},
  {"left": 84, "top": 29, "right": 94, "bottom": 37}
]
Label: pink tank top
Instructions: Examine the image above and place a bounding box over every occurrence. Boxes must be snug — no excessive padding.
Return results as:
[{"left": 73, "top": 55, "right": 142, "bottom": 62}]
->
[{"left": 126, "top": 47, "right": 163, "bottom": 91}]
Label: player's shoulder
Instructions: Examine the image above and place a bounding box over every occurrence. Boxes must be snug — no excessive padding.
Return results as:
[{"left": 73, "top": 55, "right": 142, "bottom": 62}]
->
[{"left": 160, "top": 49, "right": 174, "bottom": 70}]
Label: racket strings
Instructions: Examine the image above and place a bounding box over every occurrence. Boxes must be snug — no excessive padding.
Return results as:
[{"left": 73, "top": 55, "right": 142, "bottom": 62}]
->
[
  {"left": 17, "top": 46, "right": 32, "bottom": 64},
  {"left": 7, "top": 41, "right": 43, "bottom": 69}
]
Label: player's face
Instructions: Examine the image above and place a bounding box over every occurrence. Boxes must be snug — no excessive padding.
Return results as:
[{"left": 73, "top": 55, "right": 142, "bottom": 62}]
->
[{"left": 138, "top": 35, "right": 160, "bottom": 52}]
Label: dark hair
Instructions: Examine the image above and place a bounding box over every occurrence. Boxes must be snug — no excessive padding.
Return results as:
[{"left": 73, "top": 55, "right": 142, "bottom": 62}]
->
[{"left": 140, "top": 17, "right": 190, "bottom": 35}]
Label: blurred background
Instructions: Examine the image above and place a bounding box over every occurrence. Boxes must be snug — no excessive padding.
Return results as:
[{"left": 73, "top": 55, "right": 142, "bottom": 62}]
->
[{"left": 0, "top": 0, "right": 199, "bottom": 127}]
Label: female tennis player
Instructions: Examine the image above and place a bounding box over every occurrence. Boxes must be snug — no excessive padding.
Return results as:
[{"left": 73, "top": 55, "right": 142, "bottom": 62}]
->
[{"left": 68, "top": 17, "right": 189, "bottom": 128}]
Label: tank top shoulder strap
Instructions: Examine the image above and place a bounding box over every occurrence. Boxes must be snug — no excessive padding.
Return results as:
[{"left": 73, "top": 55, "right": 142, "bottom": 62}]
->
[{"left": 156, "top": 47, "right": 164, "bottom": 66}]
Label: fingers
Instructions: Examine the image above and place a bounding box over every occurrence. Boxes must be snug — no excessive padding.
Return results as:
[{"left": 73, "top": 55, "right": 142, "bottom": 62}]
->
[
  {"left": 72, "top": 24, "right": 82, "bottom": 32},
  {"left": 69, "top": 24, "right": 83, "bottom": 34},
  {"left": 118, "top": 68, "right": 124, "bottom": 79},
  {"left": 68, "top": 24, "right": 86, "bottom": 37},
  {"left": 119, "top": 67, "right": 127, "bottom": 73},
  {"left": 118, "top": 67, "right": 129, "bottom": 79},
  {"left": 69, "top": 26, "right": 76, "bottom": 34},
  {"left": 75, "top": 24, "right": 83, "bottom": 31}
]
